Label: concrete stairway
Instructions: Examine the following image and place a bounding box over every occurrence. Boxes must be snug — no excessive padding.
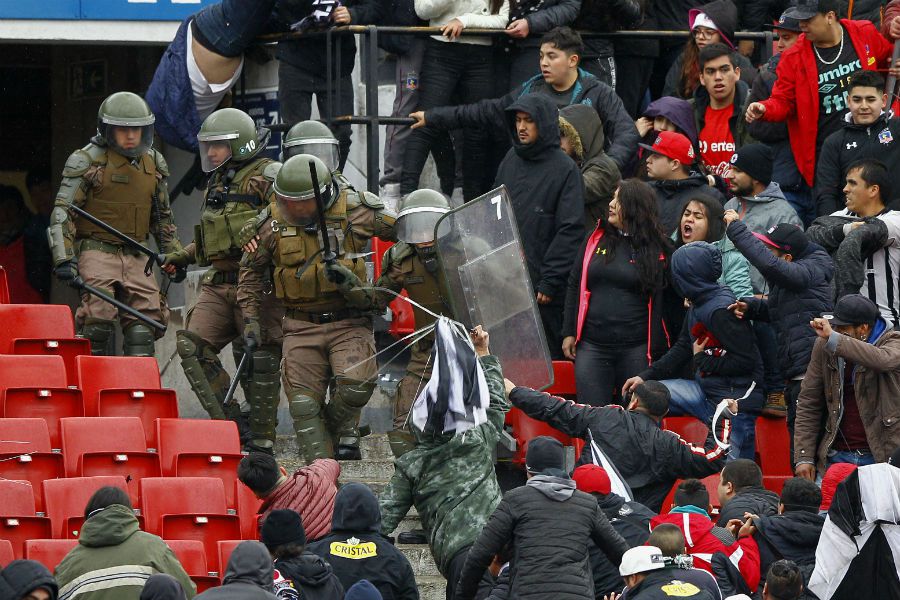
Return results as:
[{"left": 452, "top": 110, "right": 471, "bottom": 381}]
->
[{"left": 276, "top": 434, "right": 446, "bottom": 600}]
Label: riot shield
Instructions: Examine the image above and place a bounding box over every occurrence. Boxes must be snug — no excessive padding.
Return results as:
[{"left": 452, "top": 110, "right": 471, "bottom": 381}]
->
[{"left": 434, "top": 186, "right": 554, "bottom": 391}]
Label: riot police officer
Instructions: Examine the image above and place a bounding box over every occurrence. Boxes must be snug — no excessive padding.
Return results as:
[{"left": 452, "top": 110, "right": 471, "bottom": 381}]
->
[
  {"left": 171, "top": 107, "right": 284, "bottom": 453},
  {"left": 375, "top": 189, "right": 454, "bottom": 457},
  {"left": 48, "top": 91, "right": 185, "bottom": 357},
  {"left": 281, "top": 120, "right": 340, "bottom": 172},
  {"left": 238, "top": 154, "right": 395, "bottom": 463}
]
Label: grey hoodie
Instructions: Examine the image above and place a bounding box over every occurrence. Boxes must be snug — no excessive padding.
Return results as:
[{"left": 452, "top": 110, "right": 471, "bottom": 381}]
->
[
  {"left": 195, "top": 542, "right": 277, "bottom": 600},
  {"left": 724, "top": 181, "right": 802, "bottom": 294},
  {"left": 526, "top": 474, "right": 577, "bottom": 501}
]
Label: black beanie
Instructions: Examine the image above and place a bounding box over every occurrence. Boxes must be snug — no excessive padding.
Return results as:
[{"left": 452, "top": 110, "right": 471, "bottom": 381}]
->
[
  {"left": 261, "top": 509, "right": 306, "bottom": 549},
  {"left": 729, "top": 143, "right": 774, "bottom": 186},
  {"left": 0, "top": 560, "right": 58, "bottom": 600},
  {"left": 525, "top": 436, "right": 566, "bottom": 475}
]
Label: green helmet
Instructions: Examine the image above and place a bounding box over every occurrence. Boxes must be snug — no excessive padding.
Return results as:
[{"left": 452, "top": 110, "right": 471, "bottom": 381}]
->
[
  {"left": 96, "top": 91, "right": 155, "bottom": 159},
  {"left": 282, "top": 120, "right": 340, "bottom": 172},
  {"left": 197, "top": 108, "right": 269, "bottom": 173},
  {"left": 273, "top": 154, "right": 335, "bottom": 226},
  {"left": 396, "top": 189, "right": 451, "bottom": 244}
]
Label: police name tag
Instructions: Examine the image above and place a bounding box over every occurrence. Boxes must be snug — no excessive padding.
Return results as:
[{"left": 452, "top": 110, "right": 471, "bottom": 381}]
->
[{"left": 111, "top": 173, "right": 130, "bottom": 183}]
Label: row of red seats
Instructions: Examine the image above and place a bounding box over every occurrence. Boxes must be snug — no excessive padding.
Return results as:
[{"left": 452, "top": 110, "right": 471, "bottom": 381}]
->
[
  {"left": 0, "top": 417, "right": 245, "bottom": 511},
  {"left": 0, "top": 475, "right": 261, "bottom": 565}
]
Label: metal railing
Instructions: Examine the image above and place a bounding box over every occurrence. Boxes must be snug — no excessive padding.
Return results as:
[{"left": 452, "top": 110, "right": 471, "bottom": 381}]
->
[{"left": 248, "top": 26, "right": 776, "bottom": 193}]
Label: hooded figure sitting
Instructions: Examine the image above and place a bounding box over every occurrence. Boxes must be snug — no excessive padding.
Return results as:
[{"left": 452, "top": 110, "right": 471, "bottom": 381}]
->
[
  {"left": 0, "top": 560, "right": 58, "bottom": 600},
  {"left": 308, "top": 484, "right": 418, "bottom": 600},
  {"left": 494, "top": 93, "right": 585, "bottom": 359},
  {"left": 559, "top": 104, "right": 621, "bottom": 227},
  {"left": 454, "top": 437, "right": 629, "bottom": 600},
  {"left": 624, "top": 242, "right": 764, "bottom": 460},
  {"left": 195, "top": 541, "right": 278, "bottom": 600}
]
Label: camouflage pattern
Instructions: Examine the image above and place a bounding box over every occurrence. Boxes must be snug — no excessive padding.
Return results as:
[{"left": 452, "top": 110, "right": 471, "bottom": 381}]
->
[{"left": 379, "top": 355, "right": 510, "bottom": 576}]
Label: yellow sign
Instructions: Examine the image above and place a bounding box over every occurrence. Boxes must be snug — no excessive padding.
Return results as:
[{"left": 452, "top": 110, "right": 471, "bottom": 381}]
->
[
  {"left": 660, "top": 582, "right": 701, "bottom": 597},
  {"left": 330, "top": 541, "right": 378, "bottom": 560}
]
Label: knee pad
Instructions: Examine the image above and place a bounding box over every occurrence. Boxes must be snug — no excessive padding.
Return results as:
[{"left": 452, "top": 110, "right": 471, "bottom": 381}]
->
[
  {"left": 288, "top": 392, "right": 322, "bottom": 420},
  {"left": 333, "top": 377, "right": 376, "bottom": 409},
  {"left": 123, "top": 323, "right": 155, "bottom": 357},
  {"left": 176, "top": 329, "right": 205, "bottom": 359},
  {"left": 79, "top": 319, "right": 116, "bottom": 356}
]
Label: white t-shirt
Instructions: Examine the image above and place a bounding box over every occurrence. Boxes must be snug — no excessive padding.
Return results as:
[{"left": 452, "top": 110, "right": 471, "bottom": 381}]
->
[{"left": 186, "top": 20, "right": 244, "bottom": 121}]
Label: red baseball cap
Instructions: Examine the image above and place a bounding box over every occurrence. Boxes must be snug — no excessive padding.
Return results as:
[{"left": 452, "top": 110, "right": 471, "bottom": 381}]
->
[
  {"left": 572, "top": 464, "right": 612, "bottom": 495},
  {"left": 639, "top": 131, "right": 696, "bottom": 166}
]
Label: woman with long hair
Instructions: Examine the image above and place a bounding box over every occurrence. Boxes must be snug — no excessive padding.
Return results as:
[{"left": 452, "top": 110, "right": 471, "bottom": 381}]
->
[
  {"left": 674, "top": 195, "right": 753, "bottom": 299},
  {"left": 561, "top": 178, "right": 676, "bottom": 406}
]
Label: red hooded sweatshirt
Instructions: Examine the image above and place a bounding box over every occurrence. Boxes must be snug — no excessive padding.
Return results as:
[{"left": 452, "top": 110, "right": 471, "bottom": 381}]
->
[
  {"left": 759, "top": 19, "right": 893, "bottom": 186},
  {"left": 651, "top": 510, "right": 761, "bottom": 592}
]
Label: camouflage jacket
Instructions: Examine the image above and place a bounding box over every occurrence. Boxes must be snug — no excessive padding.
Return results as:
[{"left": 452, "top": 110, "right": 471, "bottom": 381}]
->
[{"left": 379, "top": 355, "right": 510, "bottom": 575}]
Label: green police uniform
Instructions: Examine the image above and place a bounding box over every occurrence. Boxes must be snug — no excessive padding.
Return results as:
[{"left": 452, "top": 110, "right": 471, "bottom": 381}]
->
[
  {"left": 238, "top": 154, "right": 396, "bottom": 464},
  {"left": 174, "top": 108, "right": 283, "bottom": 453},
  {"left": 48, "top": 91, "right": 184, "bottom": 357}
]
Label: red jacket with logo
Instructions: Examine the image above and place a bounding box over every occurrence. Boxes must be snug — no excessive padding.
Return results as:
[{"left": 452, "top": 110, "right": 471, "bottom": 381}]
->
[{"left": 760, "top": 19, "right": 893, "bottom": 186}]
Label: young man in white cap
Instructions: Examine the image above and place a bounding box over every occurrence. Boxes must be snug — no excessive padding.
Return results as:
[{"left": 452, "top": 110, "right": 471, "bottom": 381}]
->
[{"left": 618, "top": 545, "right": 716, "bottom": 599}]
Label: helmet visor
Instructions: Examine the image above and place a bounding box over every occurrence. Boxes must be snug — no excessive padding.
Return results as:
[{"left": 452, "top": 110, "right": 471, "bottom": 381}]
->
[
  {"left": 283, "top": 139, "right": 340, "bottom": 172},
  {"left": 104, "top": 124, "right": 154, "bottom": 159},
  {"left": 275, "top": 192, "right": 318, "bottom": 227},
  {"left": 395, "top": 208, "right": 449, "bottom": 244},
  {"left": 198, "top": 134, "right": 237, "bottom": 173}
]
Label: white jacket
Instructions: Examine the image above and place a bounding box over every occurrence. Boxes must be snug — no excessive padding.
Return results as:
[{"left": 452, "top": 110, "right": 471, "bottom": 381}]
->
[{"left": 414, "top": 0, "right": 509, "bottom": 44}]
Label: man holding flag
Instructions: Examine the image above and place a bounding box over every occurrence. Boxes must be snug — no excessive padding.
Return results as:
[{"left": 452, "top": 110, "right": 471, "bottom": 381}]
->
[{"left": 506, "top": 379, "right": 728, "bottom": 512}]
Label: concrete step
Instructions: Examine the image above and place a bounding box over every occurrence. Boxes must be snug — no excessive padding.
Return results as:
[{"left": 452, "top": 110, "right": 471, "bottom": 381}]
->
[
  {"left": 339, "top": 457, "right": 395, "bottom": 482},
  {"left": 274, "top": 433, "right": 394, "bottom": 463},
  {"left": 399, "top": 544, "right": 442, "bottom": 578},
  {"left": 416, "top": 576, "right": 447, "bottom": 600}
]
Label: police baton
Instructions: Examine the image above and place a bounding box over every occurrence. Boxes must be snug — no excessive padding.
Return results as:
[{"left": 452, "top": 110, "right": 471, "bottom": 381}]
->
[
  {"left": 223, "top": 349, "right": 252, "bottom": 406},
  {"left": 310, "top": 160, "right": 337, "bottom": 266},
  {"left": 71, "top": 277, "right": 167, "bottom": 332},
  {"left": 68, "top": 204, "right": 186, "bottom": 282}
]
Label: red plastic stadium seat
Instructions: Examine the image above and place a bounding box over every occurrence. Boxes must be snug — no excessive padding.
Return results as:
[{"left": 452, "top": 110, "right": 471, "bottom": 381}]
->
[
  {"left": 0, "top": 540, "right": 14, "bottom": 567},
  {"left": 98, "top": 389, "right": 178, "bottom": 448},
  {"left": 0, "top": 480, "right": 37, "bottom": 516},
  {"left": 59, "top": 417, "right": 160, "bottom": 501},
  {"left": 3, "top": 388, "right": 85, "bottom": 448},
  {"left": 0, "top": 479, "right": 51, "bottom": 558},
  {"left": 217, "top": 540, "right": 244, "bottom": 580},
  {"left": 235, "top": 481, "right": 262, "bottom": 540},
  {"left": 0, "top": 418, "right": 65, "bottom": 512},
  {"left": 165, "top": 539, "right": 220, "bottom": 592},
  {"left": 0, "top": 355, "right": 68, "bottom": 404},
  {"left": 663, "top": 417, "right": 710, "bottom": 447},
  {"left": 25, "top": 539, "right": 78, "bottom": 571},
  {"left": 75, "top": 355, "right": 161, "bottom": 417},
  {"left": 141, "top": 477, "right": 240, "bottom": 568},
  {"left": 0, "top": 266, "right": 9, "bottom": 304},
  {"left": 371, "top": 238, "right": 394, "bottom": 280},
  {"left": 44, "top": 476, "right": 129, "bottom": 539},
  {"left": 0, "top": 304, "right": 76, "bottom": 350},
  {"left": 10, "top": 339, "right": 91, "bottom": 387},
  {"left": 548, "top": 361, "right": 577, "bottom": 398},
  {"left": 388, "top": 292, "right": 416, "bottom": 340},
  {"left": 156, "top": 419, "right": 242, "bottom": 506},
  {"left": 756, "top": 418, "right": 793, "bottom": 493},
  {"left": 660, "top": 473, "right": 723, "bottom": 514}
]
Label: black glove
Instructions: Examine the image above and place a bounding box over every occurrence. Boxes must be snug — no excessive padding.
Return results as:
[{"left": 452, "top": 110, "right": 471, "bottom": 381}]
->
[
  {"left": 243, "top": 319, "right": 261, "bottom": 352},
  {"left": 324, "top": 262, "right": 361, "bottom": 290},
  {"left": 54, "top": 259, "right": 79, "bottom": 283}
]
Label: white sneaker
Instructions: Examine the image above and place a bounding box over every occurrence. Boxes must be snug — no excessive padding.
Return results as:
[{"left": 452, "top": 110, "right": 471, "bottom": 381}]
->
[{"left": 380, "top": 183, "right": 401, "bottom": 212}]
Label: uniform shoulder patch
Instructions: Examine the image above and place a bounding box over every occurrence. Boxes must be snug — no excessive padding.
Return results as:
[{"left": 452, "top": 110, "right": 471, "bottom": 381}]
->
[
  {"left": 359, "top": 190, "right": 384, "bottom": 209},
  {"left": 263, "top": 161, "right": 282, "bottom": 183},
  {"left": 150, "top": 148, "right": 170, "bottom": 177}
]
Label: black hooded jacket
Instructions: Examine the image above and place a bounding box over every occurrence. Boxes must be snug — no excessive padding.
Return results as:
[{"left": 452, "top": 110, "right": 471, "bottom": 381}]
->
[
  {"left": 716, "top": 486, "right": 780, "bottom": 527},
  {"left": 752, "top": 511, "right": 824, "bottom": 599},
  {"left": 195, "top": 542, "right": 277, "bottom": 600},
  {"left": 273, "top": 554, "right": 344, "bottom": 600},
  {"left": 650, "top": 174, "right": 726, "bottom": 236},
  {"left": 0, "top": 560, "right": 58, "bottom": 600},
  {"left": 308, "top": 483, "right": 418, "bottom": 600},
  {"left": 590, "top": 494, "right": 656, "bottom": 597},
  {"left": 494, "top": 94, "right": 585, "bottom": 301}
]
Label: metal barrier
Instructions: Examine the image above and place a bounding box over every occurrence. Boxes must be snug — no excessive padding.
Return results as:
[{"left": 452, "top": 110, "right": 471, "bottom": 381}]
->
[{"left": 250, "top": 26, "right": 776, "bottom": 193}]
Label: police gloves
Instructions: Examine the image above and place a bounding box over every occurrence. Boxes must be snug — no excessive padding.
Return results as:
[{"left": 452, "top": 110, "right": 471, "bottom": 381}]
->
[
  {"left": 324, "top": 262, "right": 361, "bottom": 291},
  {"left": 243, "top": 318, "right": 261, "bottom": 352},
  {"left": 54, "top": 259, "right": 79, "bottom": 284}
]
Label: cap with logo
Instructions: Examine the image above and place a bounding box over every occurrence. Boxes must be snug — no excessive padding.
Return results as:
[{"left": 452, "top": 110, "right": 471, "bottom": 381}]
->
[
  {"left": 824, "top": 294, "right": 880, "bottom": 327},
  {"left": 765, "top": 7, "right": 803, "bottom": 32},
  {"left": 639, "top": 131, "right": 696, "bottom": 166},
  {"left": 752, "top": 223, "right": 809, "bottom": 255},
  {"left": 620, "top": 546, "right": 667, "bottom": 577}
]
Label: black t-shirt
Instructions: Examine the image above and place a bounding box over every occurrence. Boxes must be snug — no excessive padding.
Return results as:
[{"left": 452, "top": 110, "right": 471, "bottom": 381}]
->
[
  {"left": 583, "top": 232, "right": 648, "bottom": 346},
  {"left": 549, "top": 84, "right": 576, "bottom": 108},
  {"left": 815, "top": 26, "right": 862, "bottom": 149}
]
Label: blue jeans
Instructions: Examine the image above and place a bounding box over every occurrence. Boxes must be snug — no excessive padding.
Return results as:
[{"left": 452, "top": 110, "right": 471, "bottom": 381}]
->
[
  {"left": 782, "top": 182, "right": 815, "bottom": 228},
  {"left": 660, "top": 378, "right": 758, "bottom": 461},
  {"left": 753, "top": 321, "right": 784, "bottom": 395},
  {"left": 827, "top": 449, "right": 876, "bottom": 468}
]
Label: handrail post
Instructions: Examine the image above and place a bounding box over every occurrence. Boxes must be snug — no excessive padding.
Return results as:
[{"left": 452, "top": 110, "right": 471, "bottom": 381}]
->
[
  {"left": 326, "top": 27, "right": 334, "bottom": 130},
  {"left": 366, "top": 25, "right": 380, "bottom": 194}
]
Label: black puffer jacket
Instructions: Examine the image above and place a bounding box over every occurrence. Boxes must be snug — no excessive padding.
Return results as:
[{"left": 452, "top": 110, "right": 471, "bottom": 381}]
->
[
  {"left": 574, "top": 0, "right": 643, "bottom": 60},
  {"left": 726, "top": 219, "right": 834, "bottom": 378},
  {"left": 650, "top": 174, "right": 726, "bottom": 236},
  {"left": 716, "top": 486, "right": 780, "bottom": 527},
  {"left": 508, "top": 388, "right": 728, "bottom": 512},
  {"left": 590, "top": 494, "right": 655, "bottom": 598},
  {"left": 273, "top": 554, "right": 344, "bottom": 600},
  {"left": 308, "top": 483, "right": 418, "bottom": 600},
  {"left": 623, "top": 567, "right": 716, "bottom": 599},
  {"left": 455, "top": 475, "right": 629, "bottom": 600},
  {"left": 814, "top": 112, "right": 900, "bottom": 216},
  {"left": 746, "top": 54, "right": 804, "bottom": 193},
  {"left": 752, "top": 511, "right": 824, "bottom": 600},
  {"left": 508, "top": 0, "right": 582, "bottom": 48}
]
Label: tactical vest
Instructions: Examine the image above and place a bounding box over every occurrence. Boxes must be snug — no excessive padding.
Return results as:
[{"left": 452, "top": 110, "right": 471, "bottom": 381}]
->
[
  {"left": 74, "top": 149, "right": 157, "bottom": 243},
  {"left": 196, "top": 158, "right": 271, "bottom": 266},
  {"left": 393, "top": 243, "right": 451, "bottom": 331},
  {"left": 271, "top": 188, "right": 368, "bottom": 312}
]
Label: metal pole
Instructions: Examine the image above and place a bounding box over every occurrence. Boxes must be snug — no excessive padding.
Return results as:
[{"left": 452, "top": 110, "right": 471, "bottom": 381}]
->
[
  {"left": 761, "top": 30, "right": 774, "bottom": 64},
  {"left": 366, "top": 25, "right": 380, "bottom": 194},
  {"left": 326, "top": 28, "right": 333, "bottom": 130}
]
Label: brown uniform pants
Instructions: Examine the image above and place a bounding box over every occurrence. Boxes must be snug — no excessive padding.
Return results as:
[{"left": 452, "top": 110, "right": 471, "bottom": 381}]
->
[
  {"left": 281, "top": 316, "right": 376, "bottom": 401},
  {"left": 185, "top": 282, "right": 283, "bottom": 349},
  {"left": 75, "top": 249, "right": 168, "bottom": 331}
]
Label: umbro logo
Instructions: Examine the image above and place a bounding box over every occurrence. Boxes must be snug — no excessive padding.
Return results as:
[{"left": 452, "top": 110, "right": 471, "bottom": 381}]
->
[
  {"left": 846, "top": 142, "right": 858, "bottom": 149},
  {"left": 819, "top": 83, "right": 838, "bottom": 93}
]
